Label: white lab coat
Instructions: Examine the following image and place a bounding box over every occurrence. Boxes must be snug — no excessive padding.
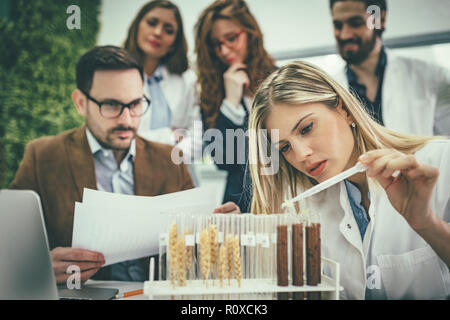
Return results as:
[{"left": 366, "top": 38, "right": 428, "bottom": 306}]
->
[
  {"left": 301, "top": 140, "right": 450, "bottom": 299},
  {"left": 332, "top": 50, "right": 450, "bottom": 136},
  {"left": 137, "top": 65, "right": 203, "bottom": 163}
]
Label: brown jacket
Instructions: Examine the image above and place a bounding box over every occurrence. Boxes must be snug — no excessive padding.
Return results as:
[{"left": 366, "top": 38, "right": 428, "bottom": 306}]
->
[{"left": 10, "top": 126, "right": 194, "bottom": 278}]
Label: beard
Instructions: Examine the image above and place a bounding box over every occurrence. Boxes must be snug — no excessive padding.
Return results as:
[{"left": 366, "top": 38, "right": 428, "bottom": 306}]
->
[
  {"left": 107, "top": 126, "right": 137, "bottom": 149},
  {"left": 337, "top": 32, "right": 377, "bottom": 65},
  {"left": 87, "top": 121, "right": 137, "bottom": 151}
]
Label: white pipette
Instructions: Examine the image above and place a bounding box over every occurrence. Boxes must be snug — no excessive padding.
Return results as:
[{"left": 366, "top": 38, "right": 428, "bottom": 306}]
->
[{"left": 281, "top": 162, "right": 367, "bottom": 209}]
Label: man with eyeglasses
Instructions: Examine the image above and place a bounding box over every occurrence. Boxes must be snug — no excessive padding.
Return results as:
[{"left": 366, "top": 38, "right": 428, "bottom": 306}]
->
[
  {"left": 329, "top": 0, "right": 450, "bottom": 136},
  {"left": 10, "top": 46, "right": 194, "bottom": 284}
]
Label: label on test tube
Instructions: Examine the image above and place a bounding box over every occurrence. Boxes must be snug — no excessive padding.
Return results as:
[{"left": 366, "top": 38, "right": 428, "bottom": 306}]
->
[
  {"left": 247, "top": 232, "right": 256, "bottom": 247},
  {"left": 256, "top": 233, "right": 264, "bottom": 245},
  {"left": 271, "top": 233, "right": 277, "bottom": 244},
  {"left": 261, "top": 234, "right": 270, "bottom": 248},
  {"left": 240, "top": 234, "right": 248, "bottom": 246},
  {"left": 196, "top": 232, "right": 200, "bottom": 244},
  {"left": 185, "top": 234, "right": 195, "bottom": 247},
  {"left": 218, "top": 232, "right": 224, "bottom": 243},
  {"left": 159, "top": 233, "right": 168, "bottom": 246}
]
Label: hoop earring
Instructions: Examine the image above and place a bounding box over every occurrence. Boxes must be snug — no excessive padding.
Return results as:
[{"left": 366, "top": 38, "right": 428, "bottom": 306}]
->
[{"left": 351, "top": 122, "right": 356, "bottom": 128}]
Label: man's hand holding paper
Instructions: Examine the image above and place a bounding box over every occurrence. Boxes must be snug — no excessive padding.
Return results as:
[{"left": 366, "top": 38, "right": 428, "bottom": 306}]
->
[
  {"left": 51, "top": 247, "right": 105, "bottom": 284},
  {"left": 71, "top": 186, "right": 219, "bottom": 267}
]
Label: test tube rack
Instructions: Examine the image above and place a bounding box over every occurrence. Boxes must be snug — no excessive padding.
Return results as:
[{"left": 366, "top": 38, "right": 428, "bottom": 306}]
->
[{"left": 143, "top": 256, "right": 343, "bottom": 300}]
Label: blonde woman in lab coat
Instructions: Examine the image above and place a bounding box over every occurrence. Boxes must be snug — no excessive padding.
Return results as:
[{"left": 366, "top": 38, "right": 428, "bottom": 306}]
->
[{"left": 244, "top": 61, "right": 450, "bottom": 299}]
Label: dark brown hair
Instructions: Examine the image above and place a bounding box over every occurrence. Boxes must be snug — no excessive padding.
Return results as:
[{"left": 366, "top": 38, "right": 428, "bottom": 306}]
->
[
  {"left": 123, "top": 0, "right": 188, "bottom": 75},
  {"left": 194, "top": 0, "right": 276, "bottom": 128},
  {"left": 329, "top": 0, "right": 387, "bottom": 36},
  {"left": 76, "top": 45, "right": 144, "bottom": 94}
]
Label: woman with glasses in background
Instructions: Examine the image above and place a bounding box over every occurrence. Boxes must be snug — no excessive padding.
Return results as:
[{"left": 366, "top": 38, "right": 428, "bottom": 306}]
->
[
  {"left": 124, "top": 0, "right": 202, "bottom": 181},
  {"left": 195, "top": 0, "right": 276, "bottom": 212}
]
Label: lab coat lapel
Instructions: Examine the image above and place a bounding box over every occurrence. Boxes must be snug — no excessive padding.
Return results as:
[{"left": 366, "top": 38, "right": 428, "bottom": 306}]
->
[
  {"left": 334, "top": 63, "right": 350, "bottom": 90},
  {"left": 159, "top": 66, "right": 181, "bottom": 119},
  {"left": 142, "top": 66, "right": 180, "bottom": 130},
  {"left": 361, "top": 179, "right": 380, "bottom": 259},
  {"left": 338, "top": 181, "right": 364, "bottom": 256},
  {"left": 381, "top": 50, "right": 401, "bottom": 129},
  {"left": 65, "top": 126, "right": 97, "bottom": 200},
  {"left": 142, "top": 74, "right": 153, "bottom": 131}
]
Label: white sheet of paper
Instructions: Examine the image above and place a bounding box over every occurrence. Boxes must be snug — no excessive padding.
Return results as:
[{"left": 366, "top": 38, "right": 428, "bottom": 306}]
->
[
  {"left": 72, "top": 186, "right": 219, "bottom": 266},
  {"left": 81, "top": 186, "right": 221, "bottom": 211}
]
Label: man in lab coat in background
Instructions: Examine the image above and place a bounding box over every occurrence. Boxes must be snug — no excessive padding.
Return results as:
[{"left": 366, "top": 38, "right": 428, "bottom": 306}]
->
[{"left": 329, "top": 0, "right": 450, "bottom": 136}]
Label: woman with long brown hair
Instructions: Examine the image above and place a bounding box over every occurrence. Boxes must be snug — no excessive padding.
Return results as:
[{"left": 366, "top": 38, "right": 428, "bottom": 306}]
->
[
  {"left": 195, "top": 0, "right": 276, "bottom": 212},
  {"left": 124, "top": 0, "right": 202, "bottom": 169}
]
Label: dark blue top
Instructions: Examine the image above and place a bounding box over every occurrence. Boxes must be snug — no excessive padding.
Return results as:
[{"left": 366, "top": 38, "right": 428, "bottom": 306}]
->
[
  {"left": 344, "top": 179, "right": 370, "bottom": 240},
  {"left": 346, "top": 46, "right": 387, "bottom": 125},
  {"left": 205, "top": 98, "right": 252, "bottom": 213}
]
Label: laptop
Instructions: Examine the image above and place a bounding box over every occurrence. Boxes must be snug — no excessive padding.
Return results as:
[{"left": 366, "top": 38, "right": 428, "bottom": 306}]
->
[{"left": 0, "top": 189, "right": 118, "bottom": 300}]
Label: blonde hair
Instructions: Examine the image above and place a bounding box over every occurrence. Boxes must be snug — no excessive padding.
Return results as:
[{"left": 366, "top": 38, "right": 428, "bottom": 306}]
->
[{"left": 249, "top": 61, "right": 437, "bottom": 214}]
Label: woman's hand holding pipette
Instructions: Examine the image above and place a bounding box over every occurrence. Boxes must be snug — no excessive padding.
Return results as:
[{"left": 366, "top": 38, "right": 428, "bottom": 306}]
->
[
  {"left": 359, "top": 149, "right": 439, "bottom": 232},
  {"left": 359, "top": 149, "right": 450, "bottom": 266}
]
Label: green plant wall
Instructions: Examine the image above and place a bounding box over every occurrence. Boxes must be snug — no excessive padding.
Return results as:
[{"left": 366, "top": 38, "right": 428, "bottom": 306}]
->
[{"left": 0, "top": 0, "right": 101, "bottom": 187}]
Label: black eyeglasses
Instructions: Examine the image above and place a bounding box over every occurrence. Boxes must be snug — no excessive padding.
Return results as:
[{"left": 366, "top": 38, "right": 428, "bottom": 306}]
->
[{"left": 81, "top": 90, "right": 151, "bottom": 119}]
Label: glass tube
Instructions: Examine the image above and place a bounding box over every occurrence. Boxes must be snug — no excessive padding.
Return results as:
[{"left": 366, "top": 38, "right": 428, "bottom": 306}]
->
[
  {"left": 183, "top": 215, "right": 196, "bottom": 283},
  {"left": 305, "top": 218, "right": 321, "bottom": 300},
  {"left": 276, "top": 214, "right": 288, "bottom": 287},
  {"left": 158, "top": 212, "right": 170, "bottom": 281}
]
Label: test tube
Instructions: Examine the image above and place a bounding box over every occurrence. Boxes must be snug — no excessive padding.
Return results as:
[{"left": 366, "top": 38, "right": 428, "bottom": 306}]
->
[
  {"left": 306, "top": 217, "right": 321, "bottom": 300},
  {"left": 208, "top": 216, "right": 219, "bottom": 284},
  {"left": 291, "top": 213, "right": 305, "bottom": 300},
  {"left": 184, "top": 215, "right": 196, "bottom": 282},
  {"left": 176, "top": 214, "right": 187, "bottom": 288},
  {"left": 167, "top": 214, "right": 178, "bottom": 287},
  {"left": 241, "top": 214, "right": 249, "bottom": 280},
  {"left": 158, "top": 212, "right": 170, "bottom": 281},
  {"left": 292, "top": 217, "right": 304, "bottom": 286},
  {"left": 276, "top": 214, "right": 288, "bottom": 287},
  {"left": 225, "top": 215, "right": 234, "bottom": 286},
  {"left": 276, "top": 214, "right": 289, "bottom": 300},
  {"left": 195, "top": 215, "right": 202, "bottom": 284},
  {"left": 255, "top": 215, "right": 263, "bottom": 279},
  {"left": 248, "top": 214, "right": 256, "bottom": 280},
  {"left": 216, "top": 214, "right": 227, "bottom": 293},
  {"left": 270, "top": 215, "right": 277, "bottom": 283}
]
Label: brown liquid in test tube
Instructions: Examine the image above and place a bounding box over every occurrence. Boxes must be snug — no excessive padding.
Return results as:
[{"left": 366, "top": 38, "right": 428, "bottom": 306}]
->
[
  {"left": 306, "top": 223, "right": 321, "bottom": 300},
  {"left": 276, "top": 225, "right": 288, "bottom": 286},
  {"left": 292, "top": 224, "right": 304, "bottom": 286},
  {"left": 292, "top": 223, "right": 305, "bottom": 300}
]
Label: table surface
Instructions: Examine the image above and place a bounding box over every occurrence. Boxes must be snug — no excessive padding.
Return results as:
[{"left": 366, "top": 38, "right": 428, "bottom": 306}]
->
[{"left": 84, "top": 280, "right": 147, "bottom": 300}]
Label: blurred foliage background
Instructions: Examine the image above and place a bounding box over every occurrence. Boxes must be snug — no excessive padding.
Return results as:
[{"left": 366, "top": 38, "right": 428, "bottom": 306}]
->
[{"left": 0, "top": 0, "right": 101, "bottom": 187}]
